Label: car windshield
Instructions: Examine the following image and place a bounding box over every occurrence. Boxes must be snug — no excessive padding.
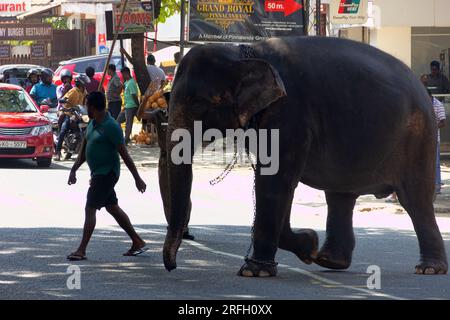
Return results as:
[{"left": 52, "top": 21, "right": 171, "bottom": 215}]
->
[{"left": 0, "top": 89, "right": 38, "bottom": 113}]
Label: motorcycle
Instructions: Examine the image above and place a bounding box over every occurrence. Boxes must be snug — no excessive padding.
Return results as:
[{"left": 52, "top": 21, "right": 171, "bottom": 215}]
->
[{"left": 54, "top": 104, "right": 89, "bottom": 160}]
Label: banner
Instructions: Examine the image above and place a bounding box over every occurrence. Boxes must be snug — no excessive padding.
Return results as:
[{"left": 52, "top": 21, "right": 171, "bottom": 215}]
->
[
  {"left": 188, "top": 0, "right": 305, "bottom": 43},
  {"left": 113, "top": 0, "right": 155, "bottom": 34},
  {"left": 0, "top": 0, "right": 31, "bottom": 17},
  {"left": 0, "top": 24, "right": 53, "bottom": 41},
  {"left": 330, "top": 0, "right": 368, "bottom": 25}
]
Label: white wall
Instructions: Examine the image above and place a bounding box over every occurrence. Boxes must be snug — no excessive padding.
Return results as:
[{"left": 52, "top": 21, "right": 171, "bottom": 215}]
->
[
  {"left": 370, "top": 27, "right": 412, "bottom": 67},
  {"left": 373, "top": 0, "right": 450, "bottom": 27}
]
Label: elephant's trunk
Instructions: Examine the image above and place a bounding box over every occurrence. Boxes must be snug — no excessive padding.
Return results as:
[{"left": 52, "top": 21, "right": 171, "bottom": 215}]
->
[{"left": 163, "top": 125, "right": 194, "bottom": 271}]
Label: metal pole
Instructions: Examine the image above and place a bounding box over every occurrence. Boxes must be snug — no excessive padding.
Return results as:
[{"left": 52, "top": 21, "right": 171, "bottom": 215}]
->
[
  {"left": 98, "top": 0, "right": 129, "bottom": 91},
  {"left": 120, "top": 37, "right": 125, "bottom": 67},
  {"left": 179, "top": 0, "right": 186, "bottom": 57},
  {"left": 316, "top": 0, "right": 321, "bottom": 36}
]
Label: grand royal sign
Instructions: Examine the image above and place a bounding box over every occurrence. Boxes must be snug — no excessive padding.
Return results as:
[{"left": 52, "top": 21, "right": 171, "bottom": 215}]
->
[{"left": 0, "top": 0, "right": 31, "bottom": 16}]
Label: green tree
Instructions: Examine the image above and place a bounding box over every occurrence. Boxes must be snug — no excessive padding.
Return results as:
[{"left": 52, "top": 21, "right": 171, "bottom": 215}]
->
[{"left": 43, "top": 17, "right": 69, "bottom": 30}]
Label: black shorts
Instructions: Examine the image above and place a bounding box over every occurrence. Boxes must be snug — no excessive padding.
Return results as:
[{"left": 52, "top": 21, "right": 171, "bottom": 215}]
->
[{"left": 86, "top": 171, "right": 119, "bottom": 210}]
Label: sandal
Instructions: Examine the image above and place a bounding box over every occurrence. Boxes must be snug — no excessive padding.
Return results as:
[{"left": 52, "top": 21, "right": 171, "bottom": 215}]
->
[
  {"left": 123, "top": 246, "right": 149, "bottom": 256},
  {"left": 67, "top": 253, "right": 87, "bottom": 261}
]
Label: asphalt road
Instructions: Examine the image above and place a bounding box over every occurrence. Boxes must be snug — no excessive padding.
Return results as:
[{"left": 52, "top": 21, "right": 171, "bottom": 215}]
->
[{"left": 0, "top": 155, "right": 449, "bottom": 300}]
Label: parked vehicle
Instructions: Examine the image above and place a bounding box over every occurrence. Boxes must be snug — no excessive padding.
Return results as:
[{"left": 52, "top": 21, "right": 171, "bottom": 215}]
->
[
  {"left": 0, "top": 64, "right": 48, "bottom": 88},
  {"left": 54, "top": 54, "right": 131, "bottom": 91},
  {"left": 0, "top": 84, "right": 54, "bottom": 167}
]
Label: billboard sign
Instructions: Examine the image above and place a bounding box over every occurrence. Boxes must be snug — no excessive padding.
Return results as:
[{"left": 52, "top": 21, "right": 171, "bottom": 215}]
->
[
  {"left": 0, "top": 0, "right": 31, "bottom": 17},
  {"left": 113, "top": 0, "right": 155, "bottom": 34},
  {"left": 188, "top": 0, "right": 305, "bottom": 43}
]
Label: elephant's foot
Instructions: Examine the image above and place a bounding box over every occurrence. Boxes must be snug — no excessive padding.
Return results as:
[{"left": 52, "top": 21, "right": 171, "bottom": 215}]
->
[
  {"left": 415, "top": 259, "right": 448, "bottom": 275},
  {"left": 237, "top": 258, "right": 278, "bottom": 277},
  {"left": 314, "top": 240, "right": 353, "bottom": 270},
  {"left": 291, "top": 229, "right": 319, "bottom": 265}
]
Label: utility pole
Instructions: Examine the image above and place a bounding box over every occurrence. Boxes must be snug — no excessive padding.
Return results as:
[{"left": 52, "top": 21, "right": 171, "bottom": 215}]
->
[
  {"left": 180, "top": 0, "right": 186, "bottom": 57},
  {"left": 316, "top": 0, "right": 321, "bottom": 36}
]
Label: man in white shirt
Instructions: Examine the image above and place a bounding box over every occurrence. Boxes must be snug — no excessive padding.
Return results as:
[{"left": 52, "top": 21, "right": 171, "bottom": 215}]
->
[
  {"left": 429, "top": 90, "right": 447, "bottom": 194},
  {"left": 146, "top": 54, "right": 166, "bottom": 91}
]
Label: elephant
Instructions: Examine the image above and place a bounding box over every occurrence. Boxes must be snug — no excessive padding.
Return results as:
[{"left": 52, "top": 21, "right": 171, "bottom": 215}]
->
[{"left": 162, "top": 36, "right": 448, "bottom": 276}]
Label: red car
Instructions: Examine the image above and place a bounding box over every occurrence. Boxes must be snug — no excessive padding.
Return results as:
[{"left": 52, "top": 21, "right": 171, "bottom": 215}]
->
[
  {"left": 0, "top": 84, "right": 54, "bottom": 167},
  {"left": 54, "top": 54, "right": 133, "bottom": 91}
]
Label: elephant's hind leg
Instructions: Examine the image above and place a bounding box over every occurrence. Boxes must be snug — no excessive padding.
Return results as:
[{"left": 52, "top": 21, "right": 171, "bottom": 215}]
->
[
  {"left": 396, "top": 182, "right": 448, "bottom": 275},
  {"left": 315, "top": 191, "right": 357, "bottom": 270},
  {"left": 278, "top": 192, "right": 319, "bottom": 264}
]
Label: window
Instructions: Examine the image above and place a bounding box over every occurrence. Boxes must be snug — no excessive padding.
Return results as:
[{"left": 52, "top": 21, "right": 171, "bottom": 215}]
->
[{"left": 0, "top": 89, "right": 37, "bottom": 113}]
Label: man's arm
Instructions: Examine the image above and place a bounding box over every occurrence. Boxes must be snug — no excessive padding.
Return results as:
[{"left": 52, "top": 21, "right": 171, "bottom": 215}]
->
[
  {"left": 117, "top": 144, "right": 146, "bottom": 192},
  {"left": 132, "top": 94, "right": 140, "bottom": 108},
  {"left": 68, "top": 138, "right": 87, "bottom": 185}
]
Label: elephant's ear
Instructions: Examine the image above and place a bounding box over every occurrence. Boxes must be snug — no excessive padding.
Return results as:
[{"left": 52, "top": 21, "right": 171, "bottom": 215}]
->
[{"left": 234, "top": 59, "right": 287, "bottom": 127}]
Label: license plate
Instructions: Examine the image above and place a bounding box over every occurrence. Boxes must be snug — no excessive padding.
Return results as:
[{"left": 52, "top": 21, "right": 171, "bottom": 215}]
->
[{"left": 0, "top": 141, "right": 27, "bottom": 149}]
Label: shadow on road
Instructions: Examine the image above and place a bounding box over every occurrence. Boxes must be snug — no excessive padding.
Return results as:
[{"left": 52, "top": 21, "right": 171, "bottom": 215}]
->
[
  {"left": 0, "top": 225, "right": 449, "bottom": 299},
  {"left": 0, "top": 159, "right": 68, "bottom": 170}
]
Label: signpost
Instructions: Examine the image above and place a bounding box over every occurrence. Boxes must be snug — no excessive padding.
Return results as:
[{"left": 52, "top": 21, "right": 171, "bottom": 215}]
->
[
  {"left": 330, "top": 0, "right": 368, "bottom": 25},
  {"left": 0, "top": 45, "right": 11, "bottom": 59},
  {"left": 188, "top": 0, "right": 305, "bottom": 42},
  {"left": 0, "top": 0, "right": 31, "bottom": 17},
  {"left": 0, "top": 24, "right": 52, "bottom": 41},
  {"left": 30, "top": 44, "right": 45, "bottom": 58}
]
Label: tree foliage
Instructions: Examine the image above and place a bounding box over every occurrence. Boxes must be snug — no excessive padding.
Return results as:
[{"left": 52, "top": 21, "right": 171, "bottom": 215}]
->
[
  {"left": 42, "top": 17, "right": 69, "bottom": 30},
  {"left": 156, "top": 0, "right": 181, "bottom": 24}
]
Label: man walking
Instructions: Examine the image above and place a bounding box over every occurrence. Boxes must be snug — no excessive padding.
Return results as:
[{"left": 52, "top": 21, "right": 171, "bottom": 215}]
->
[
  {"left": 67, "top": 91, "right": 148, "bottom": 260},
  {"left": 106, "top": 64, "right": 123, "bottom": 120},
  {"left": 117, "top": 67, "right": 139, "bottom": 145}
]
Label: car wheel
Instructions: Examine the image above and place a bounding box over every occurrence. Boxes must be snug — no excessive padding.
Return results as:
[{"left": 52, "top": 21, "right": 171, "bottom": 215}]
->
[{"left": 37, "top": 157, "right": 52, "bottom": 168}]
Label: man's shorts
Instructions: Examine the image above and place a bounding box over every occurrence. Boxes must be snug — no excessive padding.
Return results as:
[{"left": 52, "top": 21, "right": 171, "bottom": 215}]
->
[{"left": 86, "top": 171, "right": 119, "bottom": 210}]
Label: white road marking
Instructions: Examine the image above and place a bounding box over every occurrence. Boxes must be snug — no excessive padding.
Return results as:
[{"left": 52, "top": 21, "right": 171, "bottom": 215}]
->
[{"left": 127, "top": 226, "right": 407, "bottom": 300}]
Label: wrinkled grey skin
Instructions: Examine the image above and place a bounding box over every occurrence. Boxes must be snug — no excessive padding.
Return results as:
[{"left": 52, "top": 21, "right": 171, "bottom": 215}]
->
[
  {"left": 163, "top": 36, "right": 448, "bottom": 277},
  {"left": 144, "top": 109, "right": 192, "bottom": 238}
]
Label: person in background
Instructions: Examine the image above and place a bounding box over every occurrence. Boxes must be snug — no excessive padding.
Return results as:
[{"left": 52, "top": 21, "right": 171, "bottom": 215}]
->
[
  {"left": 117, "top": 67, "right": 139, "bottom": 145},
  {"left": 173, "top": 51, "right": 181, "bottom": 82},
  {"left": 106, "top": 64, "right": 123, "bottom": 120},
  {"left": 425, "top": 60, "right": 450, "bottom": 94},
  {"left": 54, "top": 74, "right": 89, "bottom": 161},
  {"left": 7, "top": 68, "right": 20, "bottom": 86},
  {"left": 429, "top": 89, "right": 447, "bottom": 194},
  {"left": 146, "top": 54, "right": 166, "bottom": 91},
  {"left": 30, "top": 68, "right": 57, "bottom": 106},
  {"left": 25, "top": 68, "right": 40, "bottom": 94},
  {"left": 56, "top": 69, "right": 73, "bottom": 110},
  {"left": 67, "top": 91, "right": 147, "bottom": 261},
  {"left": 85, "top": 66, "right": 101, "bottom": 94}
]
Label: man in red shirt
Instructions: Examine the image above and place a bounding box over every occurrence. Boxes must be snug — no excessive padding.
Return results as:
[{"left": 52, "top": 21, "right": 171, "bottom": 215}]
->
[{"left": 85, "top": 67, "right": 102, "bottom": 93}]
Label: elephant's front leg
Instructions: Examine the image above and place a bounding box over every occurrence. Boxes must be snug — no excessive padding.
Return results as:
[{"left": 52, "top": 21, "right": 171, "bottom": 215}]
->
[
  {"left": 238, "top": 172, "right": 294, "bottom": 277},
  {"left": 315, "top": 191, "right": 357, "bottom": 270}
]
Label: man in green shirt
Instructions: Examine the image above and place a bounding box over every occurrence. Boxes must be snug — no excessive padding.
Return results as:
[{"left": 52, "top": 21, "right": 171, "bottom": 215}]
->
[
  {"left": 67, "top": 91, "right": 148, "bottom": 260},
  {"left": 117, "top": 67, "right": 139, "bottom": 145}
]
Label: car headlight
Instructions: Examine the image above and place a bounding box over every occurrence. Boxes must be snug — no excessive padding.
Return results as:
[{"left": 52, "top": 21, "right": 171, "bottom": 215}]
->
[{"left": 31, "top": 125, "right": 52, "bottom": 136}]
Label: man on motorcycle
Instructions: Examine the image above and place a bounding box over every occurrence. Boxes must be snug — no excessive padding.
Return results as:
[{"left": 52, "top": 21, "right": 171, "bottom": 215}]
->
[
  {"left": 54, "top": 74, "right": 90, "bottom": 161},
  {"left": 30, "top": 68, "right": 57, "bottom": 106},
  {"left": 25, "top": 68, "right": 41, "bottom": 94}
]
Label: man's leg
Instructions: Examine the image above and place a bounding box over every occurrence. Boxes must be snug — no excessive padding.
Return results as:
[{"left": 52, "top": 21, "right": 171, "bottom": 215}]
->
[
  {"left": 68, "top": 206, "right": 97, "bottom": 258},
  {"left": 105, "top": 204, "right": 146, "bottom": 251},
  {"left": 436, "top": 141, "right": 441, "bottom": 194},
  {"left": 109, "top": 101, "right": 121, "bottom": 120},
  {"left": 124, "top": 107, "right": 137, "bottom": 143},
  {"left": 55, "top": 117, "right": 69, "bottom": 160}
]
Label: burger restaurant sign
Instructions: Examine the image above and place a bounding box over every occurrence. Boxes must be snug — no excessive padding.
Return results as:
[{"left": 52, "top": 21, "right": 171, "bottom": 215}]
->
[{"left": 0, "top": 0, "right": 31, "bottom": 16}]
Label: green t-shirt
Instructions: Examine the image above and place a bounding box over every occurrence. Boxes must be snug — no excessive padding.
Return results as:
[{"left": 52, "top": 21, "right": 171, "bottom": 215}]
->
[
  {"left": 86, "top": 112, "right": 125, "bottom": 177},
  {"left": 123, "top": 78, "right": 138, "bottom": 109}
]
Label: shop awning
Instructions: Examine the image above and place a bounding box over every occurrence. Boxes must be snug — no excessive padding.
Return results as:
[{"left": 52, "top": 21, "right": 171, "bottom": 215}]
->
[{"left": 16, "top": 1, "right": 61, "bottom": 20}]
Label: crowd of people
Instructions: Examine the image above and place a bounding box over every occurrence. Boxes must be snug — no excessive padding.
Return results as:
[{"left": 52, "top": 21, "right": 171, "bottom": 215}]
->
[{"left": 4, "top": 52, "right": 173, "bottom": 161}]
